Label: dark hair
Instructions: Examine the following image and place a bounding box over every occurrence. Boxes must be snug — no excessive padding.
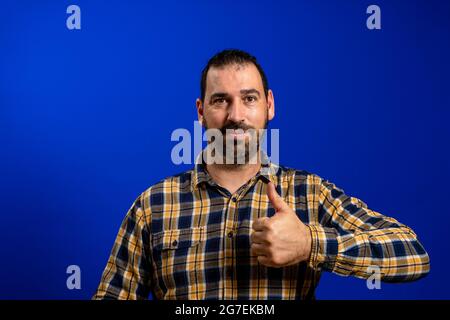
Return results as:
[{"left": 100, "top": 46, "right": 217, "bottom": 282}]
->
[{"left": 200, "top": 49, "right": 269, "bottom": 102}]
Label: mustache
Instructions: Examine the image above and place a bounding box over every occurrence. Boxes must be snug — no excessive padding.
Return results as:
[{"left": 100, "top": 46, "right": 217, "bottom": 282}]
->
[{"left": 219, "top": 122, "right": 254, "bottom": 134}]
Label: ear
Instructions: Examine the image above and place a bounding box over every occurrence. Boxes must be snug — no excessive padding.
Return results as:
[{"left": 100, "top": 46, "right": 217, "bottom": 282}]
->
[
  {"left": 196, "top": 98, "right": 204, "bottom": 125},
  {"left": 267, "top": 89, "right": 275, "bottom": 121}
]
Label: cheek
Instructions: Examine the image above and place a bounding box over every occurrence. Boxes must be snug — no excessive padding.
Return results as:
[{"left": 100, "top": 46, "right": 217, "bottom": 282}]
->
[
  {"left": 204, "top": 109, "right": 227, "bottom": 126},
  {"left": 247, "top": 106, "right": 268, "bottom": 127}
]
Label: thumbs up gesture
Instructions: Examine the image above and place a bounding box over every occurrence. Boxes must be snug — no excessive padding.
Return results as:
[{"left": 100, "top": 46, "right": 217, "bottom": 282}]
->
[{"left": 251, "top": 182, "right": 312, "bottom": 268}]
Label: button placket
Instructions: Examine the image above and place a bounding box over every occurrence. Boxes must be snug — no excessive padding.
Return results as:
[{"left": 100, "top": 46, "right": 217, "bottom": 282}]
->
[{"left": 223, "top": 194, "right": 238, "bottom": 299}]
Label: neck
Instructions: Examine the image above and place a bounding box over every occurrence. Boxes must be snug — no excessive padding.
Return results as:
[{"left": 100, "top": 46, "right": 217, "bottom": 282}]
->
[{"left": 205, "top": 158, "right": 262, "bottom": 195}]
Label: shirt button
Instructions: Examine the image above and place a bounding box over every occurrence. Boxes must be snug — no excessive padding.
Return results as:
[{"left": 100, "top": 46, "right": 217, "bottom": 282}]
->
[
  {"left": 227, "top": 231, "right": 233, "bottom": 238},
  {"left": 172, "top": 240, "right": 178, "bottom": 247},
  {"left": 231, "top": 197, "right": 237, "bottom": 202}
]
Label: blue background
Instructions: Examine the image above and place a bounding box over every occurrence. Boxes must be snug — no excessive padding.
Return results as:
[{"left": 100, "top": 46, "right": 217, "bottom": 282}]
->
[{"left": 1, "top": 0, "right": 449, "bottom": 299}]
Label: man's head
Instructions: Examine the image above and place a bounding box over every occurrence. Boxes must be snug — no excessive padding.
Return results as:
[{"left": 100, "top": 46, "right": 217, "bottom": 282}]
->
[
  {"left": 199, "top": 49, "right": 270, "bottom": 104},
  {"left": 196, "top": 49, "right": 275, "bottom": 165}
]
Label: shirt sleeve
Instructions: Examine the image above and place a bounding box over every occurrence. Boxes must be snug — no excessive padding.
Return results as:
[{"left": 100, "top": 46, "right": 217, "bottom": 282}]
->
[
  {"left": 92, "top": 194, "right": 153, "bottom": 299},
  {"left": 307, "top": 177, "right": 430, "bottom": 282}
]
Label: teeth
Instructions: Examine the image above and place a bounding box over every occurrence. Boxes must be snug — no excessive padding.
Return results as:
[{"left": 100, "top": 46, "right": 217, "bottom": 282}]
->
[{"left": 225, "top": 129, "right": 247, "bottom": 136}]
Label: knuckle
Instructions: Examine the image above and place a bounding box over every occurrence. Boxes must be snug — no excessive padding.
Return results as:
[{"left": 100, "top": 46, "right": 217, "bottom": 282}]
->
[
  {"left": 265, "top": 230, "right": 276, "bottom": 243},
  {"left": 271, "top": 254, "right": 282, "bottom": 265},
  {"left": 263, "top": 219, "right": 273, "bottom": 230}
]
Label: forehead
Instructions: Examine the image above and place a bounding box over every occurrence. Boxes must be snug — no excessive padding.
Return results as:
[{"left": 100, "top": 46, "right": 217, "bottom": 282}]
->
[{"left": 205, "top": 63, "right": 264, "bottom": 95}]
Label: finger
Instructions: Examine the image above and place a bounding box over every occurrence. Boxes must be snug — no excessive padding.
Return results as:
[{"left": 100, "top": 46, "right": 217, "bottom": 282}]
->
[
  {"left": 267, "top": 182, "right": 286, "bottom": 211},
  {"left": 250, "top": 231, "right": 269, "bottom": 244},
  {"left": 250, "top": 243, "right": 267, "bottom": 256},
  {"left": 257, "top": 255, "right": 275, "bottom": 267},
  {"left": 252, "top": 217, "right": 270, "bottom": 231}
]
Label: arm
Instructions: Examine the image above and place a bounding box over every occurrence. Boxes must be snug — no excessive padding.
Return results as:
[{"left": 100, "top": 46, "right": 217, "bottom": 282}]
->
[
  {"left": 307, "top": 177, "right": 430, "bottom": 282},
  {"left": 92, "top": 194, "right": 153, "bottom": 299}
]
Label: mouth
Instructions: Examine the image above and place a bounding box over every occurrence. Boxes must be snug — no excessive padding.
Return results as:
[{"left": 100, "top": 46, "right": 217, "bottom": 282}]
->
[{"left": 225, "top": 129, "right": 250, "bottom": 139}]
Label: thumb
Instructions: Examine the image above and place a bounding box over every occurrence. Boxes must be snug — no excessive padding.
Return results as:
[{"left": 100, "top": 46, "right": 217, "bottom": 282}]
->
[{"left": 267, "top": 182, "right": 287, "bottom": 212}]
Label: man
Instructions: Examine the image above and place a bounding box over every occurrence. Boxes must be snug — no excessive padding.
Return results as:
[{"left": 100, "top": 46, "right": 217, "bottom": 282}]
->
[{"left": 93, "top": 49, "right": 430, "bottom": 300}]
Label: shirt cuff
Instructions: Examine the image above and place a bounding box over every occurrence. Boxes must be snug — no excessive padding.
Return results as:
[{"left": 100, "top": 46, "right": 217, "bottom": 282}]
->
[{"left": 307, "top": 224, "right": 339, "bottom": 271}]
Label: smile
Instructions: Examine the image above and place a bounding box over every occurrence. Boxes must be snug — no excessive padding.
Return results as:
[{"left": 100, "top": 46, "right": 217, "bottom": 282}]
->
[{"left": 225, "top": 130, "right": 250, "bottom": 139}]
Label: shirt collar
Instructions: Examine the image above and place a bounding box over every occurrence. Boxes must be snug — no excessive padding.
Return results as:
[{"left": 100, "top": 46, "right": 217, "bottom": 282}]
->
[{"left": 191, "top": 150, "right": 280, "bottom": 191}]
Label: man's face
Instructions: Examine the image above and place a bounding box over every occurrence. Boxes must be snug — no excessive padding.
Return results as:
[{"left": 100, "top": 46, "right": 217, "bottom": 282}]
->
[{"left": 196, "top": 63, "right": 275, "bottom": 164}]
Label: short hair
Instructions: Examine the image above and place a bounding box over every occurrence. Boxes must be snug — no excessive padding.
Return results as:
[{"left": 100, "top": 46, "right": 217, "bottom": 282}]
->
[{"left": 200, "top": 49, "right": 269, "bottom": 103}]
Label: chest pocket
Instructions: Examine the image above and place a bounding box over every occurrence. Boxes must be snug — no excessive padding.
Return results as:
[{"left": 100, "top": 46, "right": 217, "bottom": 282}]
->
[
  {"left": 151, "top": 227, "right": 206, "bottom": 298},
  {"left": 153, "top": 227, "right": 205, "bottom": 250}
]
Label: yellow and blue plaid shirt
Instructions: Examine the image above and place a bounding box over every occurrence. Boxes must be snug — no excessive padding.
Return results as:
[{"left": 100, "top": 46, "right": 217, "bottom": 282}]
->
[{"left": 93, "top": 156, "right": 430, "bottom": 300}]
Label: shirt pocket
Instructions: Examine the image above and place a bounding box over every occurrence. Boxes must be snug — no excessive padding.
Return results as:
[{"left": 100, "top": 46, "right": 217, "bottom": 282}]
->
[
  {"left": 151, "top": 226, "right": 206, "bottom": 295},
  {"left": 152, "top": 227, "right": 205, "bottom": 252},
  {"left": 152, "top": 227, "right": 210, "bottom": 298}
]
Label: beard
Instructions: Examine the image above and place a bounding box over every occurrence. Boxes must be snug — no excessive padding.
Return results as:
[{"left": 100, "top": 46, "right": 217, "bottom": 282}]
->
[{"left": 202, "top": 116, "right": 268, "bottom": 167}]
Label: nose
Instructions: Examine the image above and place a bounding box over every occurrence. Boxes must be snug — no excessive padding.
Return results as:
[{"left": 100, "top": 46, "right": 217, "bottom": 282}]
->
[{"left": 227, "top": 100, "right": 246, "bottom": 123}]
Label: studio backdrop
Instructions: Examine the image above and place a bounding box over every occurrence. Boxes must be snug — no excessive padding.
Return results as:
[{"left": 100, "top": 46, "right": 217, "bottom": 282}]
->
[{"left": 0, "top": 0, "right": 449, "bottom": 299}]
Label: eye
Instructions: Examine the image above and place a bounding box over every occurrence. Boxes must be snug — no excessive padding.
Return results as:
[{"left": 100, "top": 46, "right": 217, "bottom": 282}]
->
[
  {"left": 213, "top": 98, "right": 227, "bottom": 105},
  {"left": 244, "top": 95, "right": 257, "bottom": 103}
]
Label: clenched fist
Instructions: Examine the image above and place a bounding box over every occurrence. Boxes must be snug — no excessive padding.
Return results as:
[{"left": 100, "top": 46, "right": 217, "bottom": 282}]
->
[{"left": 250, "top": 182, "right": 312, "bottom": 268}]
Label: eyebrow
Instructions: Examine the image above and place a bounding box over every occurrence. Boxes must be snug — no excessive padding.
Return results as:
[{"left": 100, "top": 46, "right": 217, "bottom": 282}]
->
[
  {"left": 240, "top": 89, "right": 261, "bottom": 97},
  {"left": 209, "top": 89, "right": 261, "bottom": 103},
  {"left": 209, "top": 92, "right": 230, "bottom": 103}
]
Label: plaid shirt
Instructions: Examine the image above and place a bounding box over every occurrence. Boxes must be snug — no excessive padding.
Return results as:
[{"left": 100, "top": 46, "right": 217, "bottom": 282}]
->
[{"left": 93, "top": 156, "right": 430, "bottom": 300}]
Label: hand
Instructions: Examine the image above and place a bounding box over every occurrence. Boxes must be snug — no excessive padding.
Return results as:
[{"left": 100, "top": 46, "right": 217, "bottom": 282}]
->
[{"left": 250, "top": 182, "right": 312, "bottom": 267}]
